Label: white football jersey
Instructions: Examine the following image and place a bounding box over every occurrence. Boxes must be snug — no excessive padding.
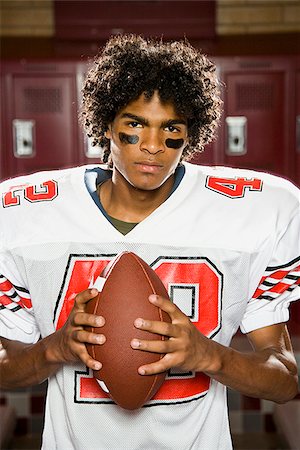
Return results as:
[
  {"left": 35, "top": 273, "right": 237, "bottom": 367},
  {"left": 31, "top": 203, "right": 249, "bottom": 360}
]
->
[{"left": 0, "top": 162, "right": 299, "bottom": 450}]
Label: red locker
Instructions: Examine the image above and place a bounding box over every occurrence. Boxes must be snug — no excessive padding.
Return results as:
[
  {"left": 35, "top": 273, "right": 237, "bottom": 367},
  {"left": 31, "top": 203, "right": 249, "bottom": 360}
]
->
[
  {"left": 1, "top": 61, "right": 80, "bottom": 179},
  {"left": 289, "top": 58, "right": 300, "bottom": 336},
  {"left": 218, "top": 57, "right": 295, "bottom": 182},
  {"left": 76, "top": 63, "right": 105, "bottom": 168},
  {"left": 0, "top": 70, "right": 4, "bottom": 180},
  {"left": 295, "top": 63, "right": 300, "bottom": 186}
]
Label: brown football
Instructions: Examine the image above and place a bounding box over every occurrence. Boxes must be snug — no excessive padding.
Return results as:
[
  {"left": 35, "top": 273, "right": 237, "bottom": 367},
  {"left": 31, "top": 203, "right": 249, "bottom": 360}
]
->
[{"left": 85, "top": 251, "right": 171, "bottom": 410}]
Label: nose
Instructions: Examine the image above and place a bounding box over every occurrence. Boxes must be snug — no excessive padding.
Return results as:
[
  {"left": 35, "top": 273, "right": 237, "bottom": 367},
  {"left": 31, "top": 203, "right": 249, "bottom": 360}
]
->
[{"left": 140, "top": 129, "right": 164, "bottom": 155}]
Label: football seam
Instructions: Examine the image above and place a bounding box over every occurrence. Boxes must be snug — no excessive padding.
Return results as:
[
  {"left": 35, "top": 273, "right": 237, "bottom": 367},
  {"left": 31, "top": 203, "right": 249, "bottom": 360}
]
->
[{"left": 130, "top": 253, "right": 166, "bottom": 404}]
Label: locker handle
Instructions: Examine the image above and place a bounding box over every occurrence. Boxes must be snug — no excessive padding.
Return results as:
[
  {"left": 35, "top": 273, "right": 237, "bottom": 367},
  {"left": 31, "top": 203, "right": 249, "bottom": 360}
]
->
[
  {"left": 225, "top": 116, "right": 247, "bottom": 156},
  {"left": 13, "top": 120, "right": 35, "bottom": 158}
]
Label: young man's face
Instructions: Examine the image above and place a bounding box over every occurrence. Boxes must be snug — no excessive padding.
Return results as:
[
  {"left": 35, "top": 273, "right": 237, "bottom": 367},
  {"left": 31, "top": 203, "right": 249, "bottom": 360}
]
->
[{"left": 105, "top": 91, "right": 188, "bottom": 191}]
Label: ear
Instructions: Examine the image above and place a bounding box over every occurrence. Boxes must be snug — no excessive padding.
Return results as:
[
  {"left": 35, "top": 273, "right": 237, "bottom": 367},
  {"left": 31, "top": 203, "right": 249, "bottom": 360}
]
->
[
  {"left": 183, "top": 136, "right": 189, "bottom": 148},
  {"left": 105, "top": 125, "right": 112, "bottom": 140}
]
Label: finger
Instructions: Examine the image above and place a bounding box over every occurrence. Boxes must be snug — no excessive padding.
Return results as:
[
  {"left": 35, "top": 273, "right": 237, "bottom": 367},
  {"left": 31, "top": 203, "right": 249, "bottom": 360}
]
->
[
  {"left": 131, "top": 337, "right": 174, "bottom": 354},
  {"left": 73, "top": 312, "right": 105, "bottom": 328},
  {"left": 74, "top": 288, "right": 99, "bottom": 309},
  {"left": 138, "top": 354, "right": 173, "bottom": 376},
  {"left": 134, "top": 317, "right": 177, "bottom": 338},
  {"left": 86, "top": 357, "right": 102, "bottom": 372},
  {"left": 73, "top": 329, "right": 106, "bottom": 345},
  {"left": 149, "top": 294, "right": 182, "bottom": 319},
  {"left": 77, "top": 346, "right": 103, "bottom": 371}
]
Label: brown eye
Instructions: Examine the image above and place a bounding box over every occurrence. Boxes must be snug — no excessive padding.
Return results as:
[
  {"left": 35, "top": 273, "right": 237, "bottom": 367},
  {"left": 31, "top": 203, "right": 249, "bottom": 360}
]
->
[
  {"left": 128, "top": 121, "right": 142, "bottom": 128},
  {"left": 165, "top": 125, "right": 179, "bottom": 133}
]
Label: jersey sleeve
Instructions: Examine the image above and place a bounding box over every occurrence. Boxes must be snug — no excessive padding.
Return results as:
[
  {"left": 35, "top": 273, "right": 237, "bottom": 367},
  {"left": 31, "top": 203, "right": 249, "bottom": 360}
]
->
[
  {"left": 0, "top": 255, "right": 40, "bottom": 344},
  {"left": 240, "top": 209, "right": 300, "bottom": 334}
]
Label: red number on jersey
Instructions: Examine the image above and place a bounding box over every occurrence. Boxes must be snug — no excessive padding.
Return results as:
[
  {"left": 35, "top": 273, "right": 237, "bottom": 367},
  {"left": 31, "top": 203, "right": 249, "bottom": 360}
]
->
[
  {"left": 54, "top": 256, "right": 111, "bottom": 331},
  {"left": 54, "top": 255, "right": 223, "bottom": 406},
  {"left": 2, "top": 180, "right": 58, "bottom": 208},
  {"left": 206, "top": 176, "right": 262, "bottom": 198},
  {"left": 151, "top": 257, "right": 222, "bottom": 403}
]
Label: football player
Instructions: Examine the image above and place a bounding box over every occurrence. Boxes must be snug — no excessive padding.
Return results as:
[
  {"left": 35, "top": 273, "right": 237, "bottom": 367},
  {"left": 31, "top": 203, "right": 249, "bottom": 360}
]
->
[{"left": 0, "top": 34, "right": 299, "bottom": 450}]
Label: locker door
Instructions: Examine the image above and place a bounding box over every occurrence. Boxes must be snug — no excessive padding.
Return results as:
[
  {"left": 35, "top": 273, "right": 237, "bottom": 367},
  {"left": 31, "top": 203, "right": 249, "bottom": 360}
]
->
[
  {"left": 0, "top": 72, "right": 4, "bottom": 180},
  {"left": 223, "top": 71, "right": 287, "bottom": 177},
  {"left": 296, "top": 71, "right": 300, "bottom": 186},
  {"left": 76, "top": 65, "right": 104, "bottom": 167},
  {"left": 289, "top": 67, "right": 300, "bottom": 335},
  {"left": 2, "top": 63, "right": 79, "bottom": 178}
]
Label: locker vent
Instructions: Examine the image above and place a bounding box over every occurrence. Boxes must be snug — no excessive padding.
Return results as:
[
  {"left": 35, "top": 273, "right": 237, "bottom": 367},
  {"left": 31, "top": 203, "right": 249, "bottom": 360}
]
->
[
  {"left": 236, "top": 82, "right": 274, "bottom": 111},
  {"left": 23, "top": 88, "right": 62, "bottom": 114}
]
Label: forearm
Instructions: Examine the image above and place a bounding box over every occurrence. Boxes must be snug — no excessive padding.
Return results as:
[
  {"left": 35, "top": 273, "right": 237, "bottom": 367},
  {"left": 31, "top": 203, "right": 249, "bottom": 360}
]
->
[
  {"left": 203, "top": 339, "right": 299, "bottom": 403},
  {"left": 0, "top": 335, "right": 62, "bottom": 389},
  {"left": 0, "top": 290, "right": 104, "bottom": 390},
  {"left": 130, "top": 296, "right": 299, "bottom": 403}
]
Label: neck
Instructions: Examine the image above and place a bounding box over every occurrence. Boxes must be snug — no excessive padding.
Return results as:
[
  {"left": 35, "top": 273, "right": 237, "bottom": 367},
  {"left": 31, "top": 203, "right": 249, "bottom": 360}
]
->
[{"left": 99, "top": 170, "right": 175, "bottom": 223}]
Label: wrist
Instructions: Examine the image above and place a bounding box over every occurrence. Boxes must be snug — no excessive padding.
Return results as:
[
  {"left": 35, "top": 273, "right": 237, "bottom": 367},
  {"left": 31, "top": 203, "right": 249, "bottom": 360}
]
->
[
  {"left": 198, "top": 338, "right": 228, "bottom": 375},
  {"left": 42, "top": 331, "right": 64, "bottom": 366}
]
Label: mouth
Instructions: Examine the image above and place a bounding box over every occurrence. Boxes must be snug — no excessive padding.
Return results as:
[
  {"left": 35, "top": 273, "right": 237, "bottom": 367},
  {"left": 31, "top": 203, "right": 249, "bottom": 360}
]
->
[{"left": 134, "top": 161, "right": 163, "bottom": 174}]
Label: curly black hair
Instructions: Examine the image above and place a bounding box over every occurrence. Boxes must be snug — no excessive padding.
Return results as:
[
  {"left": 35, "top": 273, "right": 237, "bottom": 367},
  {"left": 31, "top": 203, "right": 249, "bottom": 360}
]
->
[{"left": 81, "top": 34, "right": 222, "bottom": 163}]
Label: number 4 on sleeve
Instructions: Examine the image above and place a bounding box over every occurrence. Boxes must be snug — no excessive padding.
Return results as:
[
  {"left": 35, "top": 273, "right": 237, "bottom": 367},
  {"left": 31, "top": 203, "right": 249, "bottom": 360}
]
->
[{"left": 206, "top": 176, "right": 263, "bottom": 199}]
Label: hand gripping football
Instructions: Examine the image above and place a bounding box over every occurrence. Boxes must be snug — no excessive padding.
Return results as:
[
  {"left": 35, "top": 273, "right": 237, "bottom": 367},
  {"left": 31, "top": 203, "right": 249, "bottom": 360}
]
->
[{"left": 85, "top": 251, "right": 171, "bottom": 410}]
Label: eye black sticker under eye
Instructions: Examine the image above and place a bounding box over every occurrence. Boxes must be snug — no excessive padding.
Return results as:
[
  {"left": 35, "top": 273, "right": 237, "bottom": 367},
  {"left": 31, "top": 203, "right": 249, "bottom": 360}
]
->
[
  {"left": 119, "top": 132, "right": 139, "bottom": 145},
  {"left": 165, "top": 138, "right": 184, "bottom": 149}
]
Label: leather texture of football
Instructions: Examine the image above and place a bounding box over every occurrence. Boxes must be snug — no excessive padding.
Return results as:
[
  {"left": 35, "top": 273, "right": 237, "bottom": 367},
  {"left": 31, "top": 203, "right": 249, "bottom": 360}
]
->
[{"left": 85, "top": 251, "right": 171, "bottom": 410}]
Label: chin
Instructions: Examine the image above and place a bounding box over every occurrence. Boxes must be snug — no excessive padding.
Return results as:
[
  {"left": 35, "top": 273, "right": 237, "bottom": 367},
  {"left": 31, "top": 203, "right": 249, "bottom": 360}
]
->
[
  {"left": 127, "top": 174, "right": 169, "bottom": 192},
  {"left": 132, "top": 181, "right": 164, "bottom": 192}
]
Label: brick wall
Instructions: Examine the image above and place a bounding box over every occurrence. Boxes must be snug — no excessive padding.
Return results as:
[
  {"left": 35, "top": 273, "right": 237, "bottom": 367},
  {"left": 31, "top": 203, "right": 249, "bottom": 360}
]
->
[
  {"left": 0, "top": 0, "right": 299, "bottom": 37},
  {"left": 0, "top": 0, "right": 54, "bottom": 37},
  {"left": 217, "top": 0, "right": 300, "bottom": 35}
]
